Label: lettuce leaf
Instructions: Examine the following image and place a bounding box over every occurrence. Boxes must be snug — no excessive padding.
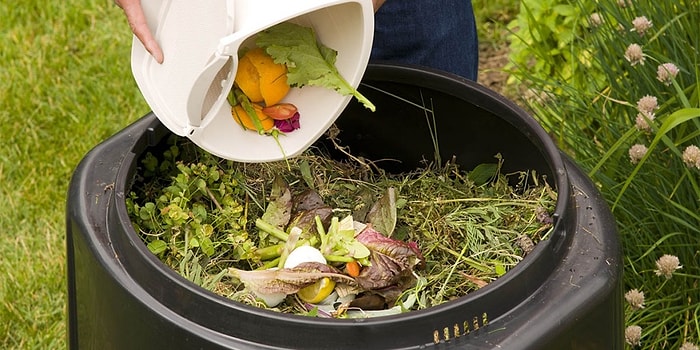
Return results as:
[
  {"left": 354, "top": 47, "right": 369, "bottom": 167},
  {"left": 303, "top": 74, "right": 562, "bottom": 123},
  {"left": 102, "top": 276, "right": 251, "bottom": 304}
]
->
[
  {"left": 256, "top": 22, "right": 376, "bottom": 111},
  {"left": 354, "top": 226, "right": 423, "bottom": 291}
]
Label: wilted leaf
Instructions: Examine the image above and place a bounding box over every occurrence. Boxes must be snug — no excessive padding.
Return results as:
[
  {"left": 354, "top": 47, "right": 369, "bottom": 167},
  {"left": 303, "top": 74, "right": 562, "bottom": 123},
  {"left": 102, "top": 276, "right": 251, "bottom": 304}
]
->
[
  {"left": 229, "top": 262, "right": 354, "bottom": 296},
  {"left": 356, "top": 226, "right": 423, "bottom": 269},
  {"left": 460, "top": 273, "right": 489, "bottom": 289},
  {"left": 261, "top": 176, "right": 292, "bottom": 230},
  {"left": 354, "top": 226, "right": 423, "bottom": 299},
  {"left": 365, "top": 187, "right": 397, "bottom": 237},
  {"left": 294, "top": 189, "right": 326, "bottom": 212}
]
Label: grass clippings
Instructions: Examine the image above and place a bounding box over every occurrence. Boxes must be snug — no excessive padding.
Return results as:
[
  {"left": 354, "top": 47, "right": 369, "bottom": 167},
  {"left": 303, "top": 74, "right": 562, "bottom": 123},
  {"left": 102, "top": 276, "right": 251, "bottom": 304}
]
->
[{"left": 127, "top": 135, "right": 556, "bottom": 316}]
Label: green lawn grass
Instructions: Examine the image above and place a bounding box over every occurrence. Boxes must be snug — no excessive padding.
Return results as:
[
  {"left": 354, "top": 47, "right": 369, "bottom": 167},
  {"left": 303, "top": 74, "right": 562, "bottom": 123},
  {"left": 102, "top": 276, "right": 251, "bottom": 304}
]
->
[
  {"left": 0, "top": 1, "right": 147, "bottom": 347},
  {"left": 0, "top": 1, "right": 517, "bottom": 348}
]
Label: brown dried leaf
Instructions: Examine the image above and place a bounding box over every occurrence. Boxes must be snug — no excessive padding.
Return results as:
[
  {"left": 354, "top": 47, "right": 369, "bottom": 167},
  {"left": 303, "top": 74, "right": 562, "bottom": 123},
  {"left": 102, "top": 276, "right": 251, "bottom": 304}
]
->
[
  {"left": 460, "top": 273, "right": 489, "bottom": 289},
  {"left": 293, "top": 189, "right": 326, "bottom": 212}
]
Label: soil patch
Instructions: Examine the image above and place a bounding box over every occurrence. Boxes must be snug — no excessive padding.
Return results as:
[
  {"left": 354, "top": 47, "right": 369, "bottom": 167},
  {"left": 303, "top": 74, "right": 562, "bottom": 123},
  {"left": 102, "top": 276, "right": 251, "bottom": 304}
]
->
[{"left": 478, "top": 45, "right": 510, "bottom": 94}]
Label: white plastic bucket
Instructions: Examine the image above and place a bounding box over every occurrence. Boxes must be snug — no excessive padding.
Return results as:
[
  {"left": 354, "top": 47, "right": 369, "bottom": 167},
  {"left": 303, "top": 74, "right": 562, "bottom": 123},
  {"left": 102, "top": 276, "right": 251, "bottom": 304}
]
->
[{"left": 131, "top": 0, "right": 374, "bottom": 162}]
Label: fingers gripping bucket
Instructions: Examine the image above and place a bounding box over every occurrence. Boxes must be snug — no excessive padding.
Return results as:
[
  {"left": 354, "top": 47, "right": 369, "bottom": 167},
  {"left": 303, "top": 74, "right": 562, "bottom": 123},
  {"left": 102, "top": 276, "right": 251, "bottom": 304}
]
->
[
  {"left": 67, "top": 64, "right": 623, "bottom": 349},
  {"left": 131, "top": 0, "right": 374, "bottom": 162}
]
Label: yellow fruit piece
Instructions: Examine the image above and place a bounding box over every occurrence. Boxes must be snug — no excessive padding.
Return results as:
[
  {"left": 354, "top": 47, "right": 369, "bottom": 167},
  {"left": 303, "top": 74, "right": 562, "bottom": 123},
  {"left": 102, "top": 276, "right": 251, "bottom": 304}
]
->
[
  {"left": 231, "top": 103, "right": 274, "bottom": 132},
  {"left": 297, "top": 277, "right": 336, "bottom": 304},
  {"left": 234, "top": 55, "right": 264, "bottom": 103},
  {"left": 234, "top": 48, "right": 290, "bottom": 106}
]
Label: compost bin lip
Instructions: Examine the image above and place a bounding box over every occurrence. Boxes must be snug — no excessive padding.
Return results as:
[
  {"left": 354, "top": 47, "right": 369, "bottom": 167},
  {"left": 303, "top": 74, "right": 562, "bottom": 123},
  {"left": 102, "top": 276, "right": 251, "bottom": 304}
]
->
[
  {"left": 67, "top": 63, "right": 628, "bottom": 349},
  {"left": 115, "top": 63, "right": 571, "bottom": 323}
]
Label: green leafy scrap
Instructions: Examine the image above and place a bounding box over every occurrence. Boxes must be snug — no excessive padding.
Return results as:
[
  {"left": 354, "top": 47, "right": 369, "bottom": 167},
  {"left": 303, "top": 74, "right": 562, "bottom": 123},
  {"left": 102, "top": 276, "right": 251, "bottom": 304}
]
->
[
  {"left": 256, "top": 22, "right": 376, "bottom": 111},
  {"left": 365, "top": 187, "right": 397, "bottom": 237},
  {"left": 321, "top": 215, "right": 371, "bottom": 262}
]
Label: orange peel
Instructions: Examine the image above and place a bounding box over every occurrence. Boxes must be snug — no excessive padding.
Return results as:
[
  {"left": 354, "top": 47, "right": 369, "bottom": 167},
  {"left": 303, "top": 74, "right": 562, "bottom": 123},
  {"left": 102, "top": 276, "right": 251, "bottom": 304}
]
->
[
  {"left": 235, "top": 54, "right": 264, "bottom": 103},
  {"left": 234, "top": 48, "right": 290, "bottom": 106}
]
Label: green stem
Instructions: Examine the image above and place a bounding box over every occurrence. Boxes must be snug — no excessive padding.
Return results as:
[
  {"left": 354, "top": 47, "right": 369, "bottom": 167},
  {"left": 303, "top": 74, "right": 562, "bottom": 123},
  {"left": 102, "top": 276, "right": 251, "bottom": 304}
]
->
[
  {"left": 352, "top": 89, "right": 376, "bottom": 112},
  {"left": 256, "top": 244, "right": 283, "bottom": 260},
  {"left": 357, "top": 257, "right": 371, "bottom": 266},
  {"left": 258, "top": 258, "right": 280, "bottom": 270},
  {"left": 324, "top": 217, "right": 339, "bottom": 254},
  {"left": 333, "top": 248, "right": 349, "bottom": 256},
  {"left": 306, "top": 236, "right": 319, "bottom": 247},
  {"left": 233, "top": 88, "right": 265, "bottom": 134},
  {"left": 324, "top": 255, "right": 355, "bottom": 263},
  {"left": 255, "top": 218, "right": 289, "bottom": 241},
  {"left": 270, "top": 129, "right": 290, "bottom": 169},
  {"left": 278, "top": 227, "right": 302, "bottom": 269},
  {"left": 336, "top": 72, "right": 375, "bottom": 112},
  {"left": 228, "top": 87, "right": 238, "bottom": 107},
  {"left": 255, "top": 238, "right": 319, "bottom": 262}
]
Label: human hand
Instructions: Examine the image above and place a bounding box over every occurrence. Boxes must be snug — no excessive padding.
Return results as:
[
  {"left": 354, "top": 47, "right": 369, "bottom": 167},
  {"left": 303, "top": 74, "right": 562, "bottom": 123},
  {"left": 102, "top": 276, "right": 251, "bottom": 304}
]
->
[
  {"left": 117, "top": 0, "right": 383, "bottom": 64},
  {"left": 115, "top": 0, "right": 164, "bottom": 64}
]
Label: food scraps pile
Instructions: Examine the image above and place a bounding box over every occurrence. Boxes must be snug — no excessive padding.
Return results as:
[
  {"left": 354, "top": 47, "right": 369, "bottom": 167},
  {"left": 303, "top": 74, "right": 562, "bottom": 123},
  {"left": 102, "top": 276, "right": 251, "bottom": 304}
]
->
[
  {"left": 229, "top": 22, "right": 374, "bottom": 139},
  {"left": 127, "top": 137, "right": 557, "bottom": 318}
]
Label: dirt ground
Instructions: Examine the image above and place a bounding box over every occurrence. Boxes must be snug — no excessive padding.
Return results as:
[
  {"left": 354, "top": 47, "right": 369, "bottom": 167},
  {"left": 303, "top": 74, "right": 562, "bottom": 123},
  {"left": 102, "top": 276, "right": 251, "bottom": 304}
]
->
[{"left": 477, "top": 45, "right": 511, "bottom": 95}]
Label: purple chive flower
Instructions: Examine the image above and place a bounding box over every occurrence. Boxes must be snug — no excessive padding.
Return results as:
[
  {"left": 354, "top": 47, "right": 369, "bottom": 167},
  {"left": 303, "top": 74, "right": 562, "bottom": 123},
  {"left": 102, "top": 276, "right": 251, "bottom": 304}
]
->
[
  {"left": 631, "top": 16, "right": 653, "bottom": 36},
  {"left": 629, "top": 144, "right": 648, "bottom": 164},
  {"left": 625, "top": 44, "right": 645, "bottom": 66},
  {"left": 656, "top": 63, "right": 680, "bottom": 86},
  {"left": 682, "top": 145, "right": 700, "bottom": 169}
]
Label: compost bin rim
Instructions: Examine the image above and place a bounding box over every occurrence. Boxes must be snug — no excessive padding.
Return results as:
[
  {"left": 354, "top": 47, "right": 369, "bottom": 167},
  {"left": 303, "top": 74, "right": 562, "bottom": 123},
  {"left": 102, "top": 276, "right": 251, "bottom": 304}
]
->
[{"left": 111, "top": 63, "right": 573, "bottom": 340}]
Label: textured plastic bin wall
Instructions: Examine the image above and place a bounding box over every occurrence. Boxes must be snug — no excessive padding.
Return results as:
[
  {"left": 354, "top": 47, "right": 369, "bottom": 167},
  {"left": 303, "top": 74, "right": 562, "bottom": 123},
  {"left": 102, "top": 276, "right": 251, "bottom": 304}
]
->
[{"left": 67, "top": 64, "right": 623, "bottom": 349}]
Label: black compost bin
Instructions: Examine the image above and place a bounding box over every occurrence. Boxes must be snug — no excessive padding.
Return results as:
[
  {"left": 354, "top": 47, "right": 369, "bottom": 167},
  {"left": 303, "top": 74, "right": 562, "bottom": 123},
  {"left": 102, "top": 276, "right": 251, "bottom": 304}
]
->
[{"left": 67, "top": 64, "right": 623, "bottom": 349}]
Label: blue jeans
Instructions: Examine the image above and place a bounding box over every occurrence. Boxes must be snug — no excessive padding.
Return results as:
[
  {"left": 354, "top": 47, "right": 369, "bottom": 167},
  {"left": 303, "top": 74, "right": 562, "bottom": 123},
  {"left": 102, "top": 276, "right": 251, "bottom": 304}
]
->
[{"left": 370, "top": 0, "right": 479, "bottom": 81}]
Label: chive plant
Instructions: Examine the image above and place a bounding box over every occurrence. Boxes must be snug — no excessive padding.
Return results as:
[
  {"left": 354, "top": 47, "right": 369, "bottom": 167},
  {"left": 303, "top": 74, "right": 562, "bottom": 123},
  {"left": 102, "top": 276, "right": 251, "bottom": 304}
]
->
[{"left": 508, "top": 0, "right": 700, "bottom": 347}]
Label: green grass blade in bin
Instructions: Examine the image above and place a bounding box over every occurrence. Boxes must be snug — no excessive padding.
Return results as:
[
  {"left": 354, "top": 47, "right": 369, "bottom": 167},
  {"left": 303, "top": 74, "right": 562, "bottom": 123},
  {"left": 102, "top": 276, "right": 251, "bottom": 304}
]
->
[{"left": 256, "top": 22, "right": 376, "bottom": 112}]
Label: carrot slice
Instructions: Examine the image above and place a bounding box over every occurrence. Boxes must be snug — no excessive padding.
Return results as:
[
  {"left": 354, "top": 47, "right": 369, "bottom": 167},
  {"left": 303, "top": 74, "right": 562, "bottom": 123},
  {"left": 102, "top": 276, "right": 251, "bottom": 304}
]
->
[{"left": 345, "top": 260, "right": 361, "bottom": 277}]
